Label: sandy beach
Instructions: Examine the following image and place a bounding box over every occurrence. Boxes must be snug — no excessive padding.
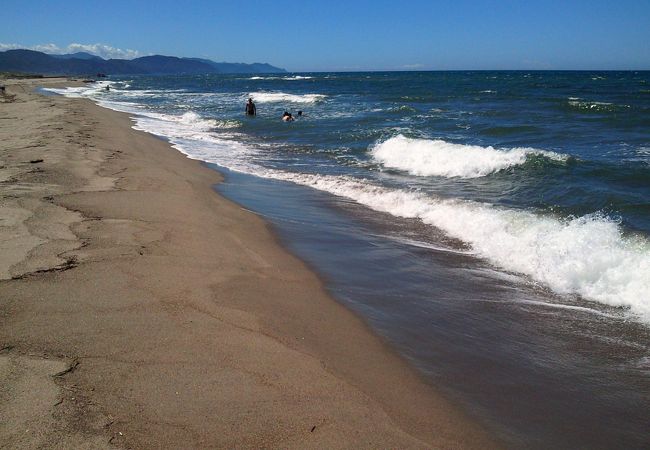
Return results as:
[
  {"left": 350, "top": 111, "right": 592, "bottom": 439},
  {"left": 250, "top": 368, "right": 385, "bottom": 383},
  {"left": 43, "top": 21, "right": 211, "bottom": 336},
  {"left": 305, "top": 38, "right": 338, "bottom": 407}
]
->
[{"left": 0, "top": 79, "right": 497, "bottom": 449}]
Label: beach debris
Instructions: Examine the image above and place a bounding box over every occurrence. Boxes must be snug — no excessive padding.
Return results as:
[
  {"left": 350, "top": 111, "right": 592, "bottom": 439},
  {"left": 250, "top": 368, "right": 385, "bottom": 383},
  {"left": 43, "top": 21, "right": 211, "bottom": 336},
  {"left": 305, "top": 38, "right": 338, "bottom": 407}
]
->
[
  {"left": 29, "top": 159, "right": 44, "bottom": 164},
  {"left": 310, "top": 426, "right": 316, "bottom": 432},
  {"left": 53, "top": 359, "right": 79, "bottom": 377},
  {"left": 11, "top": 256, "right": 79, "bottom": 280}
]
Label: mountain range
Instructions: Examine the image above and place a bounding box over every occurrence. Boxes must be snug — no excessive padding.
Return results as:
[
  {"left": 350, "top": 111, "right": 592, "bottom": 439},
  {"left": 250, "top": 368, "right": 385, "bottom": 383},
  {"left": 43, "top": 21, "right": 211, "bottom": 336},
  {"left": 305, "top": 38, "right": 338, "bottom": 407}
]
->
[{"left": 0, "top": 49, "right": 286, "bottom": 75}]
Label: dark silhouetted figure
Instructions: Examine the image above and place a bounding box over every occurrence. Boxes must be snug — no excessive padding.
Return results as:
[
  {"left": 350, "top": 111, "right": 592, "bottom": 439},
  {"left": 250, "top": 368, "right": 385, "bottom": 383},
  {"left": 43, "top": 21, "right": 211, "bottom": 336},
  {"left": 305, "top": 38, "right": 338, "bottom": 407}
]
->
[{"left": 245, "top": 98, "right": 256, "bottom": 116}]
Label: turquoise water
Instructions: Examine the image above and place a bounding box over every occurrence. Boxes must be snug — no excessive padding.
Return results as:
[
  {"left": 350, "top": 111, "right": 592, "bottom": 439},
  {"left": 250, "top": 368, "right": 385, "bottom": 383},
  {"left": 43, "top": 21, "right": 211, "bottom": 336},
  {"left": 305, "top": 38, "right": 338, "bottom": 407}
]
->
[{"left": 48, "top": 71, "right": 650, "bottom": 447}]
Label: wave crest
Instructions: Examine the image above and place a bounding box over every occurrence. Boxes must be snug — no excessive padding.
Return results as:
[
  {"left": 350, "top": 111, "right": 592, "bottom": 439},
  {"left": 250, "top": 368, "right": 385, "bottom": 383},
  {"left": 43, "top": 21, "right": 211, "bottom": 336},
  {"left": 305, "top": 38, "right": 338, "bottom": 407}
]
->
[
  {"left": 567, "top": 98, "right": 629, "bottom": 112},
  {"left": 371, "top": 135, "right": 567, "bottom": 178},
  {"left": 249, "top": 92, "right": 326, "bottom": 104}
]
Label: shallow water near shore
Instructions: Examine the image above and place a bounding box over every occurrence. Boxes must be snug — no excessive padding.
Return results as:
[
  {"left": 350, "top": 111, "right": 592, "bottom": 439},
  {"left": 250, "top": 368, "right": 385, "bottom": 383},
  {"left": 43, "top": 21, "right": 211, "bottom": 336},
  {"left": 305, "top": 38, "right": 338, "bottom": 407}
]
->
[
  {"left": 44, "top": 71, "right": 650, "bottom": 447},
  {"left": 216, "top": 166, "right": 649, "bottom": 449},
  {"left": 45, "top": 71, "right": 650, "bottom": 321}
]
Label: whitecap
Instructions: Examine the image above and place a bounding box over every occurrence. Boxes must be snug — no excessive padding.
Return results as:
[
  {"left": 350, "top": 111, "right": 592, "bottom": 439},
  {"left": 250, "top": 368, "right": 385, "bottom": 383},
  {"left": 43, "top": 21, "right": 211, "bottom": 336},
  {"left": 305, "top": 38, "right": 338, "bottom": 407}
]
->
[
  {"left": 370, "top": 135, "right": 567, "bottom": 178},
  {"left": 567, "top": 99, "right": 629, "bottom": 112},
  {"left": 248, "top": 91, "right": 326, "bottom": 104}
]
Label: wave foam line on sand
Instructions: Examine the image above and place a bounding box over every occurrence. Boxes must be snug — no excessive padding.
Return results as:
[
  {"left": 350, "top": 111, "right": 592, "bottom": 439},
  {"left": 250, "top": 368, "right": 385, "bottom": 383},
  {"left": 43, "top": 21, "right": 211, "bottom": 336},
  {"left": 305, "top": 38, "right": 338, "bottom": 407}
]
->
[{"left": 253, "top": 172, "right": 649, "bottom": 321}]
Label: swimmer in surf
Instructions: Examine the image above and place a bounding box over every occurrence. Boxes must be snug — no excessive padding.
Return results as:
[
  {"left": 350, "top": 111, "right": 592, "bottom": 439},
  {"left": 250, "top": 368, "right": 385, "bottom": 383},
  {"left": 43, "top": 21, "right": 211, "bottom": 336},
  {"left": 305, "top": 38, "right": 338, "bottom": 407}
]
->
[{"left": 245, "top": 98, "right": 256, "bottom": 116}]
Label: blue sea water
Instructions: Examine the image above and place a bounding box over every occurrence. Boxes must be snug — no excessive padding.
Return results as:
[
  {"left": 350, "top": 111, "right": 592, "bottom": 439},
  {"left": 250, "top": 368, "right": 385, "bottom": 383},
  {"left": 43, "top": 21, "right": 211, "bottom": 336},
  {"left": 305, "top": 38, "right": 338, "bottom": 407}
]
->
[{"left": 47, "top": 71, "right": 650, "bottom": 448}]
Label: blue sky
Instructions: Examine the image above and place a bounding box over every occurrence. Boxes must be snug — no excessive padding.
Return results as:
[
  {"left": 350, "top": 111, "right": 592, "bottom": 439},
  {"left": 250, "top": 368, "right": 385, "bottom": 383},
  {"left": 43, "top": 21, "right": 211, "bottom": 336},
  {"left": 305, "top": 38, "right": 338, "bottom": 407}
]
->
[{"left": 2, "top": 0, "right": 649, "bottom": 71}]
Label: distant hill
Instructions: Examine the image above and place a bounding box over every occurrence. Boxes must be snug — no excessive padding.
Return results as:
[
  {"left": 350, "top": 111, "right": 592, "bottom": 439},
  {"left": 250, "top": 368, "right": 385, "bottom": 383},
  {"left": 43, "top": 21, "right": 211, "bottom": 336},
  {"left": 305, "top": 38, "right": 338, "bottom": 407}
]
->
[
  {"left": 0, "top": 49, "right": 286, "bottom": 75},
  {"left": 187, "top": 58, "right": 285, "bottom": 74},
  {"left": 51, "top": 52, "right": 104, "bottom": 61}
]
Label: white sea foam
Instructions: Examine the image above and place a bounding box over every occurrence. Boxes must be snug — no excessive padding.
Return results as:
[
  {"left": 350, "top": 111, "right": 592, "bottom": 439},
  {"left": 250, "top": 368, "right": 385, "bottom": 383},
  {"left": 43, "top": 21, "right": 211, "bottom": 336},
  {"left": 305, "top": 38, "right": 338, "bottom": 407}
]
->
[
  {"left": 249, "top": 76, "right": 314, "bottom": 80},
  {"left": 121, "top": 110, "right": 255, "bottom": 169},
  {"left": 43, "top": 81, "right": 119, "bottom": 98},
  {"left": 249, "top": 91, "right": 326, "bottom": 103},
  {"left": 212, "top": 119, "right": 242, "bottom": 129},
  {"left": 50, "top": 84, "right": 650, "bottom": 323},
  {"left": 42, "top": 86, "right": 96, "bottom": 98},
  {"left": 370, "top": 135, "right": 567, "bottom": 178},
  {"left": 171, "top": 111, "right": 220, "bottom": 129},
  {"left": 567, "top": 98, "right": 629, "bottom": 112},
  {"left": 244, "top": 173, "right": 650, "bottom": 321},
  {"left": 112, "top": 88, "right": 189, "bottom": 99}
]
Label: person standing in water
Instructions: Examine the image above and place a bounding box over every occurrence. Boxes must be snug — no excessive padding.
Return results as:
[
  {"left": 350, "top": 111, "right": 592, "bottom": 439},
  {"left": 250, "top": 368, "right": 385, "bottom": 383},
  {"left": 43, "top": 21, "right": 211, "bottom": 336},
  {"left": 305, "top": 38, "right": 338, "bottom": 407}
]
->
[{"left": 245, "top": 97, "right": 256, "bottom": 116}]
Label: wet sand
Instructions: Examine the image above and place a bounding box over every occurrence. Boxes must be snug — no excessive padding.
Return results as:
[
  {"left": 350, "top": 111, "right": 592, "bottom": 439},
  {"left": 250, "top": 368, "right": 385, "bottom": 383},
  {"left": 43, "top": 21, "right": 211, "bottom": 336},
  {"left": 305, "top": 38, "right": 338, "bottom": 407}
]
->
[{"left": 0, "top": 79, "right": 498, "bottom": 449}]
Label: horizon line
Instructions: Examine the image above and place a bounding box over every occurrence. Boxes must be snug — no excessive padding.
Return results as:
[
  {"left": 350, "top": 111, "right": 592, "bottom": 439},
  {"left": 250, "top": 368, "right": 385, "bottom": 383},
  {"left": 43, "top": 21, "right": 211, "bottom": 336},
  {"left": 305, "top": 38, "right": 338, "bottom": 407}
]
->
[{"left": 3, "top": 48, "right": 648, "bottom": 72}]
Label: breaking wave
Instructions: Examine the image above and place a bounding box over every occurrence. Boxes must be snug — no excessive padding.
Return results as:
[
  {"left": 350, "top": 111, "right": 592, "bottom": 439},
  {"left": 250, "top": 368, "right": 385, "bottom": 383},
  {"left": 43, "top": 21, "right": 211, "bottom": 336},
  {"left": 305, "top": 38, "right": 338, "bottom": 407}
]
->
[
  {"left": 248, "top": 91, "right": 326, "bottom": 103},
  {"left": 249, "top": 76, "right": 313, "bottom": 80},
  {"left": 566, "top": 98, "right": 630, "bottom": 112},
  {"left": 371, "top": 135, "right": 567, "bottom": 178}
]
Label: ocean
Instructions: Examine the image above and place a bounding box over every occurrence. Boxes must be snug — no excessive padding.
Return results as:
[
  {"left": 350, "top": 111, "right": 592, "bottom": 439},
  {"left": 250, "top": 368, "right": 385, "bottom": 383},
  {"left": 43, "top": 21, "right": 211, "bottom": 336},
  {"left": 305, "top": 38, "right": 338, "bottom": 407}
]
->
[{"left": 47, "top": 71, "right": 650, "bottom": 448}]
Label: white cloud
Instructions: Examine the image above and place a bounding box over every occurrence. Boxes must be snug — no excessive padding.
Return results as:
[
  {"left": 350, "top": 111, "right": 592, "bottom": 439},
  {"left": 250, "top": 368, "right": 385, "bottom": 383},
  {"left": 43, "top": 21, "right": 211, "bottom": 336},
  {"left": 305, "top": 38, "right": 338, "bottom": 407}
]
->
[
  {"left": 0, "top": 43, "right": 22, "bottom": 51},
  {"left": 0, "top": 42, "right": 141, "bottom": 59},
  {"left": 66, "top": 43, "right": 140, "bottom": 59},
  {"left": 32, "top": 43, "right": 63, "bottom": 53}
]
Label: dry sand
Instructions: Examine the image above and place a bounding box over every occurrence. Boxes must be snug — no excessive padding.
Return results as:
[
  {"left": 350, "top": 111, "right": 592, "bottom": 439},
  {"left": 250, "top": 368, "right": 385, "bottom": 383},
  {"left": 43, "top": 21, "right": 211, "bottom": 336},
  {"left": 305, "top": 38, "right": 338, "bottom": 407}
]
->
[{"left": 0, "top": 79, "right": 499, "bottom": 449}]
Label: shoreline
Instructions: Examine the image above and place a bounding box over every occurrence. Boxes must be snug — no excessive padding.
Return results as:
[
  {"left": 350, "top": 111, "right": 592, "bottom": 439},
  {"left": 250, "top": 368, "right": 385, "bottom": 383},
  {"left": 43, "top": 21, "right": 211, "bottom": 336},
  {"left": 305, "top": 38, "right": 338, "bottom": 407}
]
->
[{"left": 0, "top": 79, "right": 498, "bottom": 448}]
